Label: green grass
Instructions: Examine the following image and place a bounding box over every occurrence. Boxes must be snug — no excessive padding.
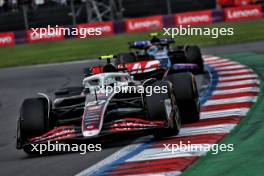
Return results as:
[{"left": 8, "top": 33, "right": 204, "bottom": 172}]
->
[
  {"left": 0, "top": 19, "right": 264, "bottom": 68},
  {"left": 182, "top": 53, "right": 264, "bottom": 176}
]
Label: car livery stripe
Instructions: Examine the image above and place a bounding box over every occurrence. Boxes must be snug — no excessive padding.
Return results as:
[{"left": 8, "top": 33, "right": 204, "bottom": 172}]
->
[{"left": 76, "top": 56, "right": 259, "bottom": 176}]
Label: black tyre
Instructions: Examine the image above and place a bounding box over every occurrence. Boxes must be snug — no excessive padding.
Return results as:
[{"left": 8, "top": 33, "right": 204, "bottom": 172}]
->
[
  {"left": 186, "top": 45, "right": 204, "bottom": 73},
  {"left": 145, "top": 81, "right": 181, "bottom": 139},
  {"left": 166, "top": 72, "right": 200, "bottom": 123},
  {"left": 115, "top": 53, "right": 136, "bottom": 65},
  {"left": 20, "top": 98, "right": 49, "bottom": 138},
  {"left": 55, "top": 86, "right": 84, "bottom": 98},
  {"left": 18, "top": 98, "right": 50, "bottom": 155}
]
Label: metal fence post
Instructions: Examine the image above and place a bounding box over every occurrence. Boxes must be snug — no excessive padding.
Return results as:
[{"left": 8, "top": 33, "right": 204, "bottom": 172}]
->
[
  {"left": 166, "top": 0, "right": 172, "bottom": 14},
  {"left": 22, "top": 5, "right": 29, "bottom": 30},
  {"left": 70, "top": 0, "right": 77, "bottom": 26}
]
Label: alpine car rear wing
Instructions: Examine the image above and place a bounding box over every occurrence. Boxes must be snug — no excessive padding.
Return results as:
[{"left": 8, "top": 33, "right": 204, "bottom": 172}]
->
[{"left": 129, "top": 38, "right": 175, "bottom": 50}]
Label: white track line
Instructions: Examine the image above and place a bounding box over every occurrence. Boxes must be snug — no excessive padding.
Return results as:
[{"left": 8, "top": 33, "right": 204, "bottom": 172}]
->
[
  {"left": 219, "top": 74, "right": 258, "bottom": 81},
  {"left": 126, "top": 144, "right": 214, "bottom": 162},
  {"left": 203, "top": 56, "right": 221, "bottom": 61},
  {"left": 214, "top": 65, "right": 247, "bottom": 71},
  {"left": 212, "top": 87, "right": 259, "bottom": 95},
  {"left": 201, "top": 108, "right": 250, "bottom": 119},
  {"left": 204, "top": 59, "right": 229, "bottom": 64},
  {"left": 76, "top": 142, "right": 146, "bottom": 176},
  {"left": 178, "top": 124, "right": 236, "bottom": 137},
  {"left": 217, "top": 69, "right": 253, "bottom": 75},
  {"left": 217, "top": 79, "right": 259, "bottom": 87},
  {"left": 204, "top": 96, "right": 257, "bottom": 106},
  {"left": 209, "top": 62, "right": 239, "bottom": 67}
]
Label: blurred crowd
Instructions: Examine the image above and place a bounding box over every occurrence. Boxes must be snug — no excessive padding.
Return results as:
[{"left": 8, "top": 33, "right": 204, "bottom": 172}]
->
[
  {"left": 0, "top": 0, "right": 263, "bottom": 13},
  {"left": 0, "top": 0, "right": 86, "bottom": 12}
]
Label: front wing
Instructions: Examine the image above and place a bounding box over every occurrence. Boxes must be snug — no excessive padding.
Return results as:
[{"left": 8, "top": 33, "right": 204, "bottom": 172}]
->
[{"left": 24, "top": 118, "right": 166, "bottom": 146}]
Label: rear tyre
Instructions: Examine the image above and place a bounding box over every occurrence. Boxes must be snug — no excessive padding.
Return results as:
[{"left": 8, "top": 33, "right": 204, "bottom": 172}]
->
[
  {"left": 145, "top": 81, "right": 181, "bottom": 139},
  {"left": 186, "top": 45, "right": 204, "bottom": 73},
  {"left": 166, "top": 72, "right": 200, "bottom": 123}
]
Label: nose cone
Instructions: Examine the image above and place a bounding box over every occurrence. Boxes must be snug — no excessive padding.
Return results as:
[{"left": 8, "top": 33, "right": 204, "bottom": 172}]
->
[
  {"left": 82, "top": 129, "right": 100, "bottom": 137},
  {"left": 82, "top": 101, "right": 106, "bottom": 138}
]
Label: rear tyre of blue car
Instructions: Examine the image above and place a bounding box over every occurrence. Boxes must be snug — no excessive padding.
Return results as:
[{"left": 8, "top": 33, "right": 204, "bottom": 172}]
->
[{"left": 186, "top": 45, "right": 204, "bottom": 73}]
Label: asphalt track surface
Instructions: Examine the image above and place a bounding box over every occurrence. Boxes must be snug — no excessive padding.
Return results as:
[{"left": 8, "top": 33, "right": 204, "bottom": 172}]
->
[{"left": 0, "top": 41, "right": 263, "bottom": 176}]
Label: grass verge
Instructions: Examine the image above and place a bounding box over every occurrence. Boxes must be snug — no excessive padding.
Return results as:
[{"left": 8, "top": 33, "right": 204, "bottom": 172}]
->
[
  {"left": 182, "top": 52, "right": 264, "bottom": 176},
  {"left": 0, "top": 19, "right": 264, "bottom": 68}
]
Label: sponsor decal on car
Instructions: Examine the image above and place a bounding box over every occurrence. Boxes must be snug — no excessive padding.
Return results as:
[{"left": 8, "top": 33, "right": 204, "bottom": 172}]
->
[
  {"left": 86, "top": 100, "right": 106, "bottom": 107},
  {"left": 175, "top": 10, "right": 213, "bottom": 26},
  {"left": 87, "top": 105, "right": 103, "bottom": 111},
  {"left": 126, "top": 15, "right": 163, "bottom": 32},
  {"left": 0, "top": 32, "right": 15, "bottom": 47},
  {"left": 224, "top": 5, "right": 263, "bottom": 22},
  {"left": 117, "top": 60, "right": 160, "bottom": 74}
]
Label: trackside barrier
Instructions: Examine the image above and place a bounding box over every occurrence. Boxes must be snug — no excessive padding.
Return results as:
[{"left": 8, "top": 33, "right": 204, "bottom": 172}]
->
[
  {"left": 0, "top": 32, "right": 15, "bottom": 47},
  {"left": 0, "top": 4, "right": 263, "bottom": 47},
  {"left": 224, "top": 5, "right": 263, "bottom": 22},
  {"left": 174, "top": 10, "right": 213, "bottom": 26},
  {"left": 125, "top": 15, "right": 163, "bottom": 32}
]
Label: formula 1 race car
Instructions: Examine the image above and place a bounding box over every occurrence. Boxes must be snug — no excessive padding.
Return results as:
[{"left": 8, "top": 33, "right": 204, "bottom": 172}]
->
[
  {"left": 84, "top": 36, "right": 204, "bottom": 78},
  {"left": 117, "top": 33, "right": 204, "bottom": 73},
  {"left": 84, "top": 54, "right": 200, "bottom": 121},
  {"left": 16, "top": 69, "right": 200, "bottom": 154}
]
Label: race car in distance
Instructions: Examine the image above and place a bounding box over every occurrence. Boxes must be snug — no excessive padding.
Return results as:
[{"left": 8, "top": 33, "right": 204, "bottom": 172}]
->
[
  {"left": 84, "top": 36, "right": 204, "bottom": 78},
  {"left": 118, "top": 32, "right": 204, "bottom": 73},
  {"left": 16, "top": 67, "right": 200, "bottom": 154}
]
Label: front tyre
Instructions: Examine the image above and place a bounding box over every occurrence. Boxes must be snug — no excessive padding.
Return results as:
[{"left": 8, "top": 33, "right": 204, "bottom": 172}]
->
[
  {"left": 145, "top": 81, "right": 181, "bottom": 139},
  {"left": 166, "top": 72, "right": 200, "bottom": 123},
  {"left": 17, "top": 98, "right": 50, "bottom": 154}
]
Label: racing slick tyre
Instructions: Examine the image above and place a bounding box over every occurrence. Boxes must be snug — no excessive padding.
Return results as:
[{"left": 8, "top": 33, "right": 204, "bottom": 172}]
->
[
  {"left": 20, "top": 98, "right": 49, "bottom": 137},
  {"left": 115, "top": 53, "right": 137, "bottom": 65},
  {"left": 55, "top": 86, "right": 84, "bottom": 98},
  {"left": 18, "top": 98, "right": 50, "bottom": 154},
  {"left": 186, "top": 45, "right": 204, "bottom": 73},
  {"left": 166, "top": 72, "right": 200, "bottom": 123},
  {"left": 145, "top": 81, "right": 181, "bottom": 139}
]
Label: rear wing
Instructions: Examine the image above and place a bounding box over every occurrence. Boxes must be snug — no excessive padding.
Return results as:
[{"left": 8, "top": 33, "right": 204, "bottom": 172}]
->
[
  {"left": 84, "top": 60, "right": 161, "bottom": 77},
  {"left": 129, "top": 38, "right": 175, "bottom": 49},
  {"left": 129, "top": 40, "right": 151, "bottom": 49}
]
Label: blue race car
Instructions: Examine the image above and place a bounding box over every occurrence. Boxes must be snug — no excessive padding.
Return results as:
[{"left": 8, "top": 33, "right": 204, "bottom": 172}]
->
[{"left": 117, "top": 33, "right": 204, "bottom": 73}]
